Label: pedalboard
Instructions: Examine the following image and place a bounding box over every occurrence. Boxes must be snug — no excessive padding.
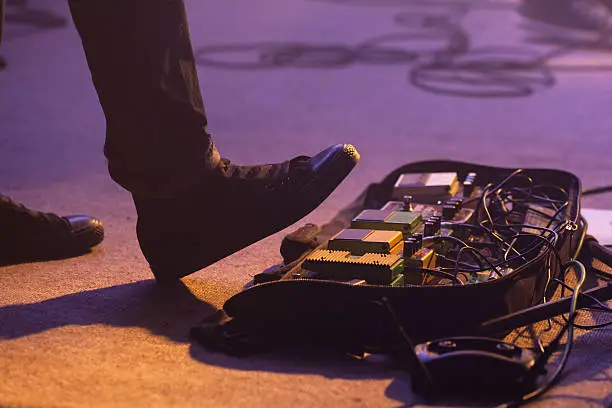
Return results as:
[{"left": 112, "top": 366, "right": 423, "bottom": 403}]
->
[{"left": 222, "top": 161, "right": 583, "bottom": 350}]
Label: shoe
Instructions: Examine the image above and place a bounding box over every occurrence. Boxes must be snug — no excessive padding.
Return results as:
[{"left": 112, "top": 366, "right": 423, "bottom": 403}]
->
[
  {"left": 135, "top": 143, "right": 360, "bottom": 283},
  {"left": 0, "top": 195, "right": 104, "bottom": 264}
]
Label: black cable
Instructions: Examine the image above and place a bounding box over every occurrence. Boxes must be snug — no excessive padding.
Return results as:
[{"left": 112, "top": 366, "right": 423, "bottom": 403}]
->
[
  {"left": 425, "top": 170, "right": 575, "bottom": 291},
  {"left": 553, "top": 278, "right": 612, "bottom": 312},
  {"left": 582, "top": 186, "right": 612, "bottom": 196},
  {"left": 422, "top": 234, "right": 502, "bottom": 281},
  {"left": 455, "top": 245, "right": 502, "bottom": 277},
  {"left": 480, "top": 184, "right": 497, "bottom": 228},
  {"left": 419, "top": 267, "right": 464, "bottom": 285},
  {"left": 553, "top": 278, "right": 612, "bottom": 330},
  {"left": 409, "top": 46, "right": 556, "bottom": 98},
  {"left": 442, "top": 222, "right": 561, "bottom": 274},
  {"left": 502, "top": 260, "right": 586, "bottom": 407},
  {"left": 440, "top": 233, "right": 562, "bottom": 276},
  {"left": 507, "top": 187, "right": 568, "bottom": 205},
  {"left": 594, "top": 267, "right": 612, "bottom": 280},
  {"left": 499, "top": 186, "right": 569, "bottom": 232},
  {"left": 520, "top": 205, "right": 561, "bottom": 221},
  {"left": 474, "top": 172, "right": 555, "bottom": 261},
  {"left": 472, "top": 182, "right": 492, "bottom": 227},
  {"left": 544, "top": 203, "right": 569, "bottom": 232},
  {"left": 481, "top": 177, "right": 568, "bottom": 232},
  {"left": 460, "top": 195, "right": 481, "bottom": 206},
  {"left": 502, "top": 233, "right": 563, "bottom": 273},
  {"left": 495, "top": 223, "right": 559, "bottom": 241},
  {"left": 435, "top": 253, "right": 481, "bottom": 271},
  {"left": 531, "top": 184, "right": 568, "bottom": 199},
  {"left": 491, "top": 225, "right": 560, "bottom": 275},
  {"left": 379, "top": 297, "right": 433, "bottom": 387},
  {"left": 571, "top": 320, "right": 612, "bottom": 330},
  {"left": 422, "top": 234, "right": 470, "bottom": 248},
  {"left": 430, "top": 217, "right": 562, "bottom": 280},
  {"left": 442, "top": 231, "right": 558, "bottom": 274},
  {"left": 498, "top": 230, "right": 565, "bottom": 312},
  {"left": 571, "top": 216, "right": 588, "bottom": 264},
  {"left": 444, "top": 221, "right": 506, "bottom": 243}
]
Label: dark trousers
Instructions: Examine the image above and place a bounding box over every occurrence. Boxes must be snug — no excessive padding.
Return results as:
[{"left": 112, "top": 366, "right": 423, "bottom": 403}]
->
[{"left": 69, "top": 0, "right": 219, "bottom": 198}]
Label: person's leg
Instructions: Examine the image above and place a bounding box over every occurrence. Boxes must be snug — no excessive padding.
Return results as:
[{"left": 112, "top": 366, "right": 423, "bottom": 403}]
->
[
  {"left": 68, "top": 0, "right": 219, "bottom": 198},
  {"left": 68, "top": 0, "right": 359, "bottom": 282}
]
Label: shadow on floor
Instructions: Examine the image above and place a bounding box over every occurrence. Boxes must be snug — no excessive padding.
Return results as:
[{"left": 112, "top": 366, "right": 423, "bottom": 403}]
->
[
  {"left": 0, "top": 272, "right": 402, "bottom": 383},
  {"left": 1, "top": 273, "right": 610, "bottom": 405},
  {"left": 185, "top": 283, "right": 612, "bottom": 406},
  {"left": 186, "top": 325, "right": 612, "bottom": 406},
  {"left": 0, "top": 279, "right": 217, "bottom": 342},
  {"left": 190, "top": 343, "right": 397, "bottom": 380}
]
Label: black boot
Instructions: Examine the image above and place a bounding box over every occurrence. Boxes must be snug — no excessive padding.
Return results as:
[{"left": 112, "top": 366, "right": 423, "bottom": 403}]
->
[
  {"left": 135, "top": 144, "right": 359, "bottom": 283},
  {"left": 0, "top": 195, "right": 104, "bottom": 264}
]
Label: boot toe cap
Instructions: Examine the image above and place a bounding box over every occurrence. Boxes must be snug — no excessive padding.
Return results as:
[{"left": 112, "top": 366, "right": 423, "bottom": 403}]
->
[
  {"left": 64, "top": 215, "right": 105, "bottom": 249},
  {"left": 309, "top": 144, "right": 360, "bottom": 172}
]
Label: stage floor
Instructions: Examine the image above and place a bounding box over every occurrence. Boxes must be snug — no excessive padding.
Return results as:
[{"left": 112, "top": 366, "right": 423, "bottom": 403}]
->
[{"left": 1, "top": 1, "right": 611, "bottom": 406}]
